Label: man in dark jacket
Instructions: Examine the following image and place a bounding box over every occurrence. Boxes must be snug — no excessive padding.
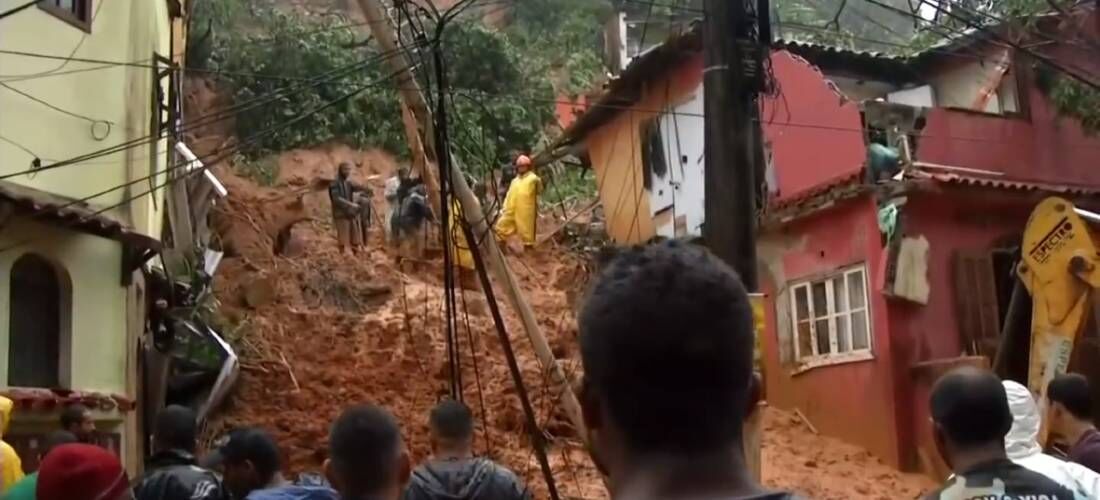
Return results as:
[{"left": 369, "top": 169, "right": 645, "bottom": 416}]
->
[
  {"left": 135, "top": 405, "right": 228, "bottom": 500},
  {"left": 403, "top": 400, "right": 530, "bottom": 500},
  {"left": 329, "top": 162, "right": 366, "bottom": 255}
]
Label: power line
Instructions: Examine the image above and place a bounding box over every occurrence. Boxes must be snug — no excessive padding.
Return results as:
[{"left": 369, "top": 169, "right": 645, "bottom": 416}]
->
[
  {"left": 0, "top": 82, "right": 113, "bottom": 125},
  {"left": 0, "top": 0, "right": 105, "bottom": 80},
  {"left": 0, "top": 64, "right": 413, "bottom": 254},
  {"left": 861, "top": 0, "right": 1100, "bottom": 90},
  {"left": 0, "top": 134, "right": 38, "bottom": 158},
  {"left": 0, "top": 42, "right": 430, "bottom": 181}
]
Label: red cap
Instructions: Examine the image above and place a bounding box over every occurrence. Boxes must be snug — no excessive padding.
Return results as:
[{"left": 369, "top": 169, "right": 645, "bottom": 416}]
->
[{"left": 37, "top": 443, "right": 130, "bottom": 500}]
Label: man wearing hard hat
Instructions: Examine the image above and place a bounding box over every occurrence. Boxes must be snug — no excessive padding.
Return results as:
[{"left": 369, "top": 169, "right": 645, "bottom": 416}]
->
[{"left": 494, "top": 154, "right": 541, "bottom": 250}]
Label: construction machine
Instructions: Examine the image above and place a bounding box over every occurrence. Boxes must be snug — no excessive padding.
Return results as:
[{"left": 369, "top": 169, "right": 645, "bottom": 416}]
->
[{"left": 1015, "top": 197, "right": 1100, "bottom": 443}]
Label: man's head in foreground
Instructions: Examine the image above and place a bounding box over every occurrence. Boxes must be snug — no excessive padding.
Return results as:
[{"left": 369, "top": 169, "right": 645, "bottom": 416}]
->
[
  {"left": 338, "top": 162, "right": 352, "bottom": 180},
  {"left": 60, "top": 404, "right": 96, "bottom": 443},
  {"left": 429, "top": 399, "right": 474, "bottom": 458},
  {"left": 930, "top": 367, "right": 1012, "bottom": 470},
  {"left": 578, "top": 240, "right": 761, "bottom": 490},
  {"left": 153, "top": 405, "right": 198, "bottom": 454},
  {"left": 37, "top": 443, "right": 132, "bottom": 500},
  {"left": 1047, "top": 373, "right": 1094, "bottom": 440},
  {"left": 217, "top": 427, "right": 283, "bottom": 499},
  {"left": 325, "top": 404, "right": 410, "bottom": 500}
]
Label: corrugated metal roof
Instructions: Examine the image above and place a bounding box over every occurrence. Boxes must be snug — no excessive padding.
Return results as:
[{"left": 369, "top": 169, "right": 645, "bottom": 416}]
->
[{"left": 909, "top": 169, "right": 1100, "bottom": 196}]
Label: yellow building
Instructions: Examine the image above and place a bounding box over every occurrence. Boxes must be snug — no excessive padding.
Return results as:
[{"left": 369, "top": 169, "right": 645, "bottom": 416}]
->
[{"left": 0, "top": 0, "right": 178, "bottom": 472}]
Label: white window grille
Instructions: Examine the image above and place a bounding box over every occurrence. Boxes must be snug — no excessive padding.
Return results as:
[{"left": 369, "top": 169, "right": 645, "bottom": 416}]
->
[{"left": 789, "top": 265, "right": 872, "bottom": 363}]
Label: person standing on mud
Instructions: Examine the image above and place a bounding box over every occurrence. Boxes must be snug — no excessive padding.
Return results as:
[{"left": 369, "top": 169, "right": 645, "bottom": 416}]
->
[
  {"left": 402, "top": 399, "right": 530, "bottom": 500},
  {"left": 394, "top": 184, "right": 434, "bottom": 261},
  {"left": 329, "top": 162, "right": 365, "bottom": 254},
  {"left": 577, "top": 241, "right": 796, "bottom": 499},
  {"left": 494, "top": 155, "right": 541, "bottom": 251}
]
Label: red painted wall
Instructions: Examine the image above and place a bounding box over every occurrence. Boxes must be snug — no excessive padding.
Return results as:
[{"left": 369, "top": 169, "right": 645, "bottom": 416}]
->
[
  {"left": 761, "top": 51, "right": 867, "bottom": 202},
  {"left": 884, "top": 190, "right": 1037, "bottom": 469},
  {"left": 918, "top": 87, "right": 1100, "bottom": 187},
  {"left": 759, "top": 195, "right": 902, "bottom": 467},
  {"left": 918, "top": 15, "right": 1100, "bottom": 188}
]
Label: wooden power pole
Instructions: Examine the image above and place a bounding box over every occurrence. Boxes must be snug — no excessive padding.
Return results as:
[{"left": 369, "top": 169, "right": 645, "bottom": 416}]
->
[
  {"left": 703, "top": 0, "right": 769, "bottom": 482},
  {"left": 352, "top": 0, "right": 590, "bottom": 446},
  {"left": 702, "top": 0, "right": 760, "bottom": 291}
]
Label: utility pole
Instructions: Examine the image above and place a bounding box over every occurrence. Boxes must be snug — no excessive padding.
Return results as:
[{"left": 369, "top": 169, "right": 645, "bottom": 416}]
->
[
  {"left": 702, "top": 0, "right": 761, "bottom": 291},
  {"left": 352, "top": 0, "right": 590, "bottom": 450}
]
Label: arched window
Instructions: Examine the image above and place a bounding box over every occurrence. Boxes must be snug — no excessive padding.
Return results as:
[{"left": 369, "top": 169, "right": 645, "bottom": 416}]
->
[{"left": 8, "top": 254, "right": 69, "bottom": 388}]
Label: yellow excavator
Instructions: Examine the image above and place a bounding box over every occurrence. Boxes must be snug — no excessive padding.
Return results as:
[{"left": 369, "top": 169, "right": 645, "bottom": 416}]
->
[{"left": 1017, "top": 197, "right": 1100, "bottom": 443}]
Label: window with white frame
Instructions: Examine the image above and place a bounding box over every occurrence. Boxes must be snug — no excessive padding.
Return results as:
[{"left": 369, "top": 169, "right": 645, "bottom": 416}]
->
[{"left": 789, "top": 266, "right": 871, "bottom": 362}]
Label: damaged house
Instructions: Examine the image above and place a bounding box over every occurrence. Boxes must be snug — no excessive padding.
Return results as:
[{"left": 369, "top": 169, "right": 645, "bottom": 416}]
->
[{"left": 553, "top": 5, "right": 1100, "bottom": 476}]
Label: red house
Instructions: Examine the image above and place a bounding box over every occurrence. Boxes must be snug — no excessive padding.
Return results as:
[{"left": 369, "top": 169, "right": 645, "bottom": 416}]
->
[{"left": 554, "top": 6, "right": 1100, "bottom": 475}]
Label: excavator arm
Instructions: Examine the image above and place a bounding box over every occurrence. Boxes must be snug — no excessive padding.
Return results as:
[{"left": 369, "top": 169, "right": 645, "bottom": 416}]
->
[{"left": 1018, "top": 198, "right": 1100, "bottom": 430}]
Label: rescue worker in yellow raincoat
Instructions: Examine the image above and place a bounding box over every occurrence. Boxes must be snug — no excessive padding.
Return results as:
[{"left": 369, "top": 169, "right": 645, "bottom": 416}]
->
[
  {"left": 449, "top": 196, "right": 479, "bottom": 290},
  {"left": 494, "top": 154, "right": 541, "bottom": 249},
  {"left": 0, "top": 396, "right": 25, "bottom": 492}
]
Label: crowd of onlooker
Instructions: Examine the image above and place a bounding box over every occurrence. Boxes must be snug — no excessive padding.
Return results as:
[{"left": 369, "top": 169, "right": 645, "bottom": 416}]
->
[{"left": 5, "top": 240, "right": 1100, "bottom": 499}]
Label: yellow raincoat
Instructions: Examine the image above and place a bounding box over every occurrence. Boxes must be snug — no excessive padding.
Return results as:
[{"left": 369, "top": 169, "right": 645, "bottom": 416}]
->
[
  {"left": 0, "top": 397, "right": 24, "bottom": 492},
  {"left": 494, "top": 171, "right": 541, "bottom": 246},
  {"left": 449, "top": 198, "right": 474, "bottom": 270}
]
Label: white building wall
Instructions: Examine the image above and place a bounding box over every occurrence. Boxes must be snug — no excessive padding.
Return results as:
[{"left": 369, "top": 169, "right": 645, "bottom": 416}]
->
[{"left": 650, "top": 83, "right": 706, "bottom": 238}]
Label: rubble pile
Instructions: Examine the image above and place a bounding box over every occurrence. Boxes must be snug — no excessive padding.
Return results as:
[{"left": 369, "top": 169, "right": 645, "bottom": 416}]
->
[
  {"left": 205, "top": 145, "right": 604, "bottom": 499},
  {"left": 185, "top": 76, "right": 934, "bottom": 500}
]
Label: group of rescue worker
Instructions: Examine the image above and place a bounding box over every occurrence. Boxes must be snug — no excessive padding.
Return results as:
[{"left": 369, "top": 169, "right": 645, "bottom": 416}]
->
[{"left": 327, "top": 153, "right": 542, "bottom": 278}]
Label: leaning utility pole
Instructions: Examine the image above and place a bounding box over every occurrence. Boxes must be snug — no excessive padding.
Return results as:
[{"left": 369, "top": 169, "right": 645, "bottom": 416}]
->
[
  {"left": 702, "top": 0, "right": 760, "bottom": 291},
  {"left": 352, "top": 0, "right": 590, "bottom": 447}
]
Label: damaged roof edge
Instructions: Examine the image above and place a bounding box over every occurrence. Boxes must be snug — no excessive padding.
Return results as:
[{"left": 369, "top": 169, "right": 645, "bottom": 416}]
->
[
  {"left": 552, "top": 25, "right": 933, "bottom": 150},
  {"left": 0, "top": 180, "right": 162, "bottom": 251}
]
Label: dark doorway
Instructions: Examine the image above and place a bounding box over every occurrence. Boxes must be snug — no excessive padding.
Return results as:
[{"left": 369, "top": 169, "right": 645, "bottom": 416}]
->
[{"left": 8, "top": 254, "right": 62, "bottom": 388}]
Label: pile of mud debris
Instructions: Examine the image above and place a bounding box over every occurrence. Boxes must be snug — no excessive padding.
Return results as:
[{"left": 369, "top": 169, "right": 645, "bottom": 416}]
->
[
  {"left": 202, "top": 144, "right": 936, "bottom": 500},
  {"left": 205, "top": 145, "right": 604, "bottom": 499}
]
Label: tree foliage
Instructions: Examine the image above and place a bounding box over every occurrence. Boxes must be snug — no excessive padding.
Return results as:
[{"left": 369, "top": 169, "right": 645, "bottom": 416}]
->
[
  {"left": 505, "top": 0, "right": 614, "bottom": 94},
  {"left": 189, "top": 3, "right": 407, "bottom": 158},
  {"left": 772, "top": 0, "right": 915, "bottom": 53}
]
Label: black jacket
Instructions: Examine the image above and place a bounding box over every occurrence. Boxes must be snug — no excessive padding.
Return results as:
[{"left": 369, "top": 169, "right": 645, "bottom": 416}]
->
[
  {"left": 402, "top": 457, "right": 531, "bottom": 500},
  {"left": 135, "top": 450, "right": 229, "bottom": 500}
]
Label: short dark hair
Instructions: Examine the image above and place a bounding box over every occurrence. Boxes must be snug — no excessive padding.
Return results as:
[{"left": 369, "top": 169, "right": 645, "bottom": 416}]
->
[
  {"left": 42, "top": 430, "right": 78, "bottom": 458},
  {"left": 218, "top": 427, "right": 282, "bottom": 482},
  {"left": 329, "top": 405, "right": 402, "bottom": 494},
  {"left": 60, "top": 404, "right": 88, "bottom": 429},
  {"left": 1049, "top": 373, "right": 1093, "bottom": 420},
  {"left": 930, "top": 367, "right": 1012, "bottom": 447},
  {"left": 154, "top": 405, "right": 198, "bottom": 452},
  {"left": 579, "top": 240, "right": 754, "bottom": 454},
  {"left": 429, "top": 399, "right": 473, "bottom": 441}
]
